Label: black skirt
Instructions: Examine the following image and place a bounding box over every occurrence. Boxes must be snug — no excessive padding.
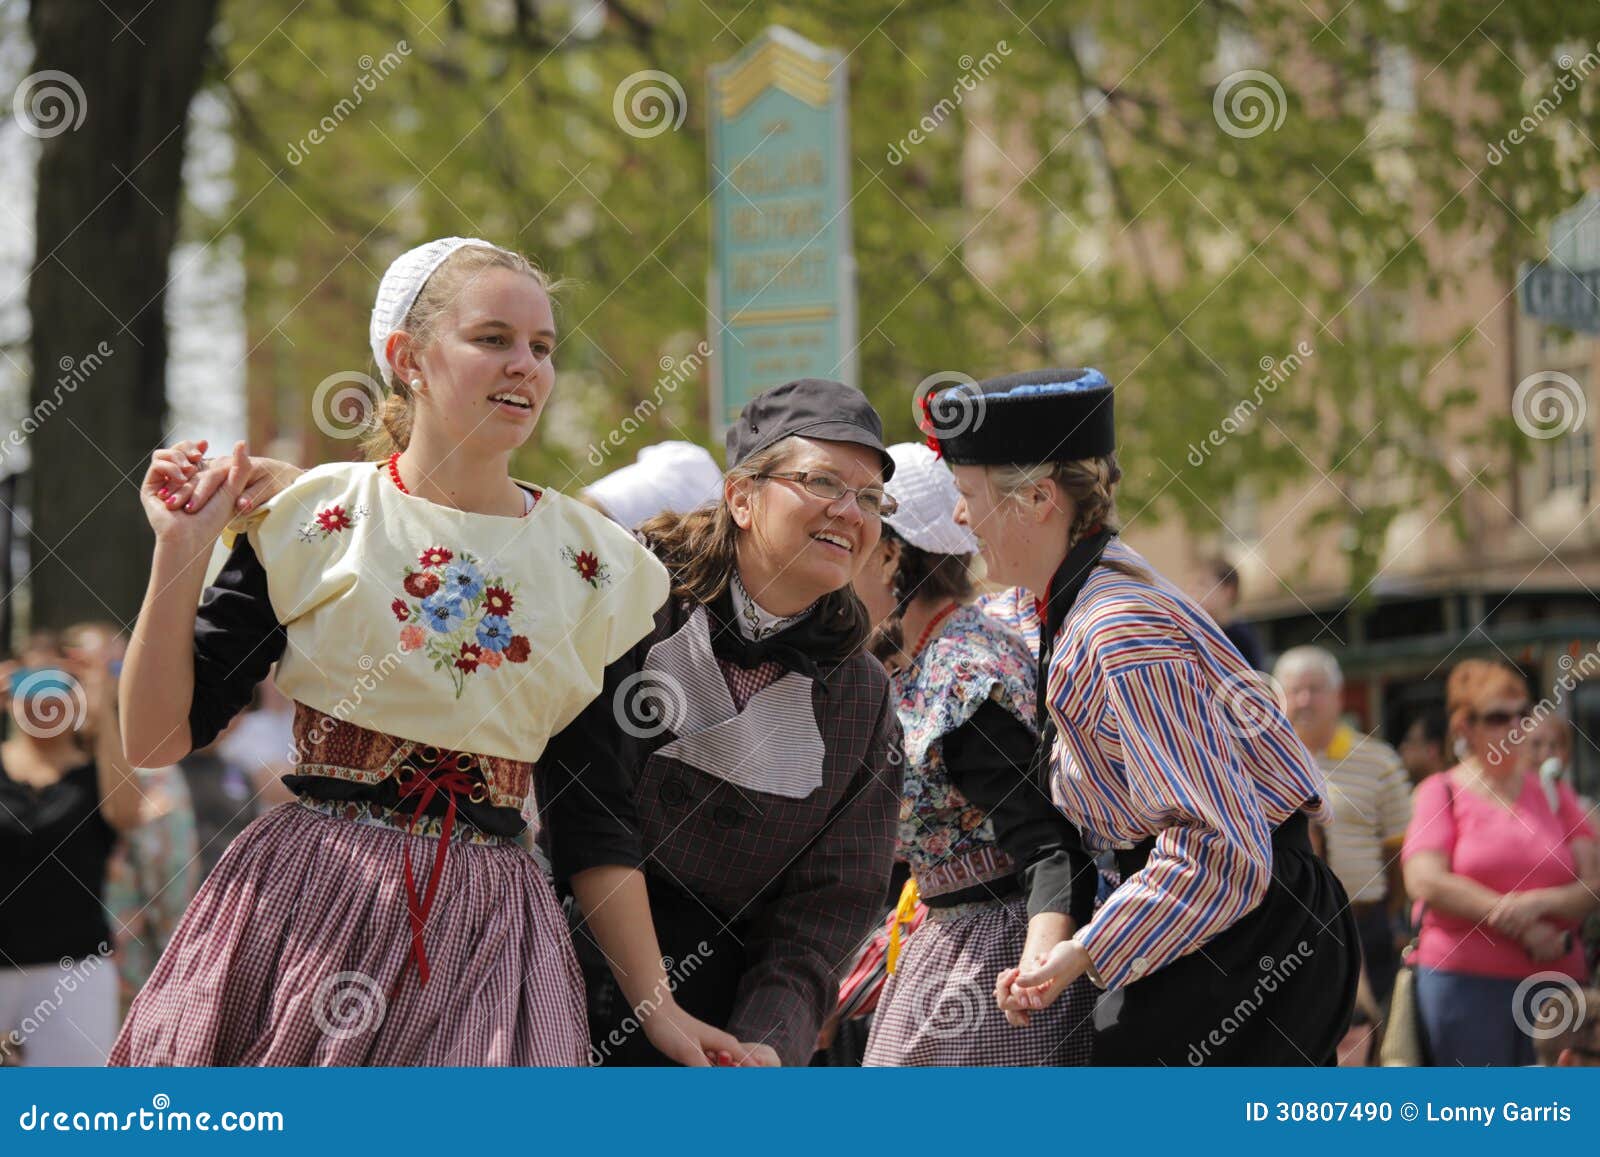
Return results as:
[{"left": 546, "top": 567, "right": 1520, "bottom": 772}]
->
[{"left": 1090, "top": 810, "right": 1359, "bottom": 1066}]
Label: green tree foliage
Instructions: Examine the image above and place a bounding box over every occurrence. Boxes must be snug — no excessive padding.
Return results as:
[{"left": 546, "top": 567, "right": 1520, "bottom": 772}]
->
[{"left": 210, "top": 0, "right": 1600, "bottom": 586}]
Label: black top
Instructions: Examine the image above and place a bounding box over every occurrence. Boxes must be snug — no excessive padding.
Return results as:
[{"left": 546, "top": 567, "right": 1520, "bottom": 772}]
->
[
  {"left": 0, "top": 757, "right": 117, "bottom": 966},
  {"left": 940, "top": 699, "right": 1083, "bottom": 919}
]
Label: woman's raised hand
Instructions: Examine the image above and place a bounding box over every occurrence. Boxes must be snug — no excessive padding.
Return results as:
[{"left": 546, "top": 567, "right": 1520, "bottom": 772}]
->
[
  {"left": 141, "top": 440, "right": 250, "bottom": 554},
  {"left": 155, "top": 438, "right": 304, "bottom": 517}
]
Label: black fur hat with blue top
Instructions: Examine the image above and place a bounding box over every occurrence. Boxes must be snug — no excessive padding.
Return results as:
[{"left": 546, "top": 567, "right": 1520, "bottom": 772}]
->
[{"left": 923, "top": 367, "right": 1114, "bottom": 465}]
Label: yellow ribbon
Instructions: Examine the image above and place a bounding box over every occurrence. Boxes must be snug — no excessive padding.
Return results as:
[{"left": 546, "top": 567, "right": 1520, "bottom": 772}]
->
[{"left": 886, "top": 877, "right": 921, "bottom": 974}]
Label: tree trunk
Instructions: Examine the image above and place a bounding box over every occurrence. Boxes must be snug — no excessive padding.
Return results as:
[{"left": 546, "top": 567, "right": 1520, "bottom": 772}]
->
[{"left": 24, "top": 0, "right": 219, "bottom": 632}]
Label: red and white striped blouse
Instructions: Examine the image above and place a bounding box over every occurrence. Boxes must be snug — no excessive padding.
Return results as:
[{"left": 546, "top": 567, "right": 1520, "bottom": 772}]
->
[{"left": 1047, "top": 540, "right": 1329, "bottom": 990}]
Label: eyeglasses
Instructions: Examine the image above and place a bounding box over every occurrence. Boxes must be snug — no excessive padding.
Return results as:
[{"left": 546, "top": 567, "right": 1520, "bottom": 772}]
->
[
  {"left": 1475, "top": 706, "right": 1531, "bottom": 728},
  {"left": 759, "top": 470, "right": 898, "bottom": 518}
]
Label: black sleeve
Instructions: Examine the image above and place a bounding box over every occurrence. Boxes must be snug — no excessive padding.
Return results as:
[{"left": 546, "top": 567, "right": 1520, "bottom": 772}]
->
[
  {"left": 944, "top": 699, "right": 1097, "bottom": 924},
  {"left": 188, "top": 536, "right": 288, "bottom": 751},
  {"left": 535, "top": 636, "right": 649, "bottom": 886},
  {"left": 1224, "top": 621, "right": 1264, "bottom": 671}
]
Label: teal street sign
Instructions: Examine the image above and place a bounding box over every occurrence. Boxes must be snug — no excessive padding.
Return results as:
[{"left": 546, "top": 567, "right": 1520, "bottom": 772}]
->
[
  {"left": 1519, "top": 262, "right": 1600, "bottom": 334},
  {"left": 707, "top": 27, "right": 856, "bottom": 434},
  {"left": 1521, "top": 192, "right": 1600, "bottom": 334}
]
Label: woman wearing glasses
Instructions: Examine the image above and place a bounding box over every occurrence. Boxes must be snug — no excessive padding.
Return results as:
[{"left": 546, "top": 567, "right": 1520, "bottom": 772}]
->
[
  {"left": 1402, "top": 658, "right": 1599, "bottom": 1065},
  {"left": 177, "top": 377, "right": 901, "bottom": 1067},
  {"left": 540, "top": 377, "right": 901, "bottom": 1065}
]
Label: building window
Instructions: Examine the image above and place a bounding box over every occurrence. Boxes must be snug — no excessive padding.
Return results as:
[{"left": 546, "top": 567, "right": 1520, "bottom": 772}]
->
[{"left": 1542, "top": 367, "right": 1593, "bottom": 503}]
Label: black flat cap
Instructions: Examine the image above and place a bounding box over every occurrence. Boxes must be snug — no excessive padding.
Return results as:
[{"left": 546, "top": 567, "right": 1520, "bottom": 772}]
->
[
  {"left": 926, "top": 367, "right": 1114, "bottom": 465},
  {"left": 726, "top": 378, "right": 894, "bottom": 480}
]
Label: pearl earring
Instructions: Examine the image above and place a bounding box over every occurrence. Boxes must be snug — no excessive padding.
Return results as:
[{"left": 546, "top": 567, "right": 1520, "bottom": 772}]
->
[{"left": 410, "top": 378, "right": 423, "bottom": 392}]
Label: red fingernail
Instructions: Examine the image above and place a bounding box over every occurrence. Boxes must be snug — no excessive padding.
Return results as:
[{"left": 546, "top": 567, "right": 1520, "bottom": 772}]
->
[{"left": 157, "top": 488, "right": 169, "bottom": 499}]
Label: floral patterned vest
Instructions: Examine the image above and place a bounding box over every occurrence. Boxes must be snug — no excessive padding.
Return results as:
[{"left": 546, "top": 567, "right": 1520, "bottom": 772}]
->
[{"left": 892, "top": 603, "right": 1038, "bottom": 899}]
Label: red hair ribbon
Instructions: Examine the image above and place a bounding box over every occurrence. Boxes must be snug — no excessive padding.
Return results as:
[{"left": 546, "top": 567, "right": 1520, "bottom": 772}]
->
[{"left": 918, "top": 392, "right": 943, "bottom": 458}]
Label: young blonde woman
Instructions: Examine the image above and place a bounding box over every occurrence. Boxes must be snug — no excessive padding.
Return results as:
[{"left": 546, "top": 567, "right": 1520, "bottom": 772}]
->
[
  {"left": 113, "top": 237, "right": 752, "bottom": 1066},
  {"left": 924, "top": 367, "right": 1359, "bottom": 1065}
]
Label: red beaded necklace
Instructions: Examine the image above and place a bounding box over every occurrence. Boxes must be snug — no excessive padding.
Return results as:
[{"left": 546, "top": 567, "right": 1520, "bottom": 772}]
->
[
  {"left": 911, "top": 601, "right": 960, "bottom": 659},
  {"left": 383, "top": 452, "right": 534, "bottom": 517}
]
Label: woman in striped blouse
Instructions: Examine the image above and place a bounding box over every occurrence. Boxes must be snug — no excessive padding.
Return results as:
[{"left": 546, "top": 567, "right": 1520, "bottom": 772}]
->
[{"left": 924, "top": 367, "right": 1359, "bottom": 1065}]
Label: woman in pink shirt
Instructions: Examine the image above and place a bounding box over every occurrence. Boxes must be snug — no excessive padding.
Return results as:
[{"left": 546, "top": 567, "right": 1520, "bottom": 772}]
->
[{"left": 1402, "top": 659, "right": 1600, "bottom": 1065}]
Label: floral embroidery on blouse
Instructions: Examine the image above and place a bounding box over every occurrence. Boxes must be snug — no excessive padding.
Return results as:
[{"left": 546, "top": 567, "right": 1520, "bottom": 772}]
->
[
  {"left": 561, "top": 545, "right": 612, "bottom": 589},
  {"left": 298, "top": 503, "right": 367, "bottom": 543},
  {"left": 394, "top": 545, "right": 531, "bottom": 697}
]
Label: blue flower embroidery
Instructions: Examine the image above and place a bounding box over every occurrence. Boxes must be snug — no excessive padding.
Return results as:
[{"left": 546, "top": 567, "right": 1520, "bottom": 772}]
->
[
  {"left": 476, "top": 615, "right": 512, "bottom": 652},
  {"left": 420, "top": 593, "right": 465, "bottom": 633},
  {"left": 442, "top": 560, "right": 485, "bottom": 601}
]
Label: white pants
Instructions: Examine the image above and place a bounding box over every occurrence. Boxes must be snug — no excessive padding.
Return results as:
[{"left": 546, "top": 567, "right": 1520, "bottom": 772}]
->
[{"left": 0, "top": 955, "right": 117, "bottom": 1066}]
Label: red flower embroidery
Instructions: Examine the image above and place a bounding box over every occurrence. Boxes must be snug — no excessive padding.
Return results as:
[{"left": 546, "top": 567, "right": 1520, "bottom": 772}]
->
[
  {"left": 390, "top": 598, "right": 408, "bottom": 621},
  {"left": 418, "top": 546, "right": 453, "bottom": 569},
  {"left": 455, "top": 642, "right": 482, "bottom": 673},
  {"left": 504, "top": 635, "right": 531, "bottom": 664},
  {"left": 483, "top": 585, "right": 514, "bottom": 616},
  {"left": 403, "top": 571, "right": 440, "bottom": 598},
  {"left": 573, "top": 551, "right": 599, "bottom": 581},
  {"left": 316, "top": 505, "right": 353, "bottom": 533},
  {"left": 479, "top": 648, "right": 504, "bottom": 670}
]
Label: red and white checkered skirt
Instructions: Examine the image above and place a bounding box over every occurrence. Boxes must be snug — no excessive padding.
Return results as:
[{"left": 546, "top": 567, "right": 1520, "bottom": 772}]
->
[
  {"left": 862, "top": 894, "right": 1094, "bottom": 1066},
  {"left": 108, "top": 801, "right": 587, "bottom": 1066}
]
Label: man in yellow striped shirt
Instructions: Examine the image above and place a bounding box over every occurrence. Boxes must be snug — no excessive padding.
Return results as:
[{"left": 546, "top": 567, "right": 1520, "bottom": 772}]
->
[{"left": 1276, "top": 646, "right": 1412, "bottom": 1006}]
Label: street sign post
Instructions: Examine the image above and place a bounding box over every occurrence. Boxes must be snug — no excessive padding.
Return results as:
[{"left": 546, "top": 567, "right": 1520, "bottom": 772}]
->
[{"left": 707, "top": 27, "right": 855, "bottom": 437}]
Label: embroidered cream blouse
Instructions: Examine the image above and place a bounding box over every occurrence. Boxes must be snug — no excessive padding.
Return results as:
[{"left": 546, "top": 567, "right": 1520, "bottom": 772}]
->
[{"left": 225, "top": 461, "right": 668, "bottom": 784}]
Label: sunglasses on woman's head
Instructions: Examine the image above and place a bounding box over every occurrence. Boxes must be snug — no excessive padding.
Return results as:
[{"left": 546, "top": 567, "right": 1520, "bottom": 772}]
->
[{"left": 1475, "top": 706, "right": 1530, "bottom": 728}]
